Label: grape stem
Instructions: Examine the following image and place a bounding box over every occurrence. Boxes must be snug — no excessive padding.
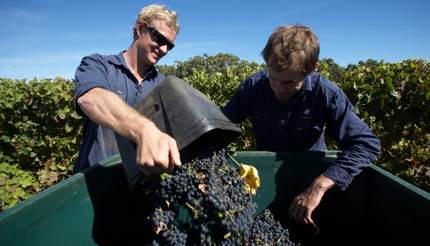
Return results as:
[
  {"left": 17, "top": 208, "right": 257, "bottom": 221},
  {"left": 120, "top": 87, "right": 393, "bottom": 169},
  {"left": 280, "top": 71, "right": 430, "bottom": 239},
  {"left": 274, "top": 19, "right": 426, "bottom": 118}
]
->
[{"left": 227, "top": 153, "right": 241, "bottom": 169}]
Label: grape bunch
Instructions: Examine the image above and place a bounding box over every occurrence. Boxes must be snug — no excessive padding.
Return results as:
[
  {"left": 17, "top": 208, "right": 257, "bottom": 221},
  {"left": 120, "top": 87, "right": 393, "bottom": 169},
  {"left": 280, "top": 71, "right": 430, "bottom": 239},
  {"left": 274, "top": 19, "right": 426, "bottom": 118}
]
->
[
  {"left": 250, "top": 209, "right": 298, "bottom": 246},
  {"left": 144, "top": 148, "right": 299, "bottom": 246}
]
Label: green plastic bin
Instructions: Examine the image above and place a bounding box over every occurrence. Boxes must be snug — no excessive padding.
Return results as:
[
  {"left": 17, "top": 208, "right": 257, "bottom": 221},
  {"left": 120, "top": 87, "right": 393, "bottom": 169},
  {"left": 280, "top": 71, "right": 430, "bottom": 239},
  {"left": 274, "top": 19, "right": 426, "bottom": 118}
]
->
[{"left": 0, "top": 151, "right": 429, "bottom": 245}]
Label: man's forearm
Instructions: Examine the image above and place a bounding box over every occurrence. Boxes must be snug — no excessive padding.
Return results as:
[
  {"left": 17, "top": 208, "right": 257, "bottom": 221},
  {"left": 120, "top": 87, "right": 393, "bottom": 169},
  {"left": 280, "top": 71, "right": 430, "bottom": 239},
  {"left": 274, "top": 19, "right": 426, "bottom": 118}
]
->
[
  {"left": 77, "top": 87, "right": 151, "bottom": 143},
  {"left": 77, "top": 87, "right": 181, "bottom": 172},
  {"left": 288, "top": 174, "right": 336, "bottom": 226}
]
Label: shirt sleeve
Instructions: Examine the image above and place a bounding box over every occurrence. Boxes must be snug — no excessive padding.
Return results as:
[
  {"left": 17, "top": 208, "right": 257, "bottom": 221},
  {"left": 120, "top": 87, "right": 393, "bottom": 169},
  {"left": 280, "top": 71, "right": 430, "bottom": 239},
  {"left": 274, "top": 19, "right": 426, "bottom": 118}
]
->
[
  {"left": 221, "top": 76, "right": 254, "bottom": 123},
  {"left": 324, "top": 89, "right": 381, "bottom": 190},
  {"left": 73, "top": 54, "right": 116, "bottom": 116}
]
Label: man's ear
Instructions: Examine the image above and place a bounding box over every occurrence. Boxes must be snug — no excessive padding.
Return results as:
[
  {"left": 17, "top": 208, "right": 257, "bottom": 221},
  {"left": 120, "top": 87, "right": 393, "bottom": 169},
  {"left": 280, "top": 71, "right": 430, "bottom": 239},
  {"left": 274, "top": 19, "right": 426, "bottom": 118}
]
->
[
  {"left": 134, "top": 23, "right": 145, "bottom": 39},
  {"left": 136, "top": 25, "right": 142, "bottom": 39},
  {"left": 311, "top": 62, "right": 319, "bottom": 72}
]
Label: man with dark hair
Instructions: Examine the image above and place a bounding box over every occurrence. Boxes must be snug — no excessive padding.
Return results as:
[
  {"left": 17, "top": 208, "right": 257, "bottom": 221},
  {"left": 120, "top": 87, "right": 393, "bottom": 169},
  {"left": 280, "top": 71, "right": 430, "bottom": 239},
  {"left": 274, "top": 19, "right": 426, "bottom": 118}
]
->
[{"left": 222, "top": 24, "right": 381, "bottom": 230}]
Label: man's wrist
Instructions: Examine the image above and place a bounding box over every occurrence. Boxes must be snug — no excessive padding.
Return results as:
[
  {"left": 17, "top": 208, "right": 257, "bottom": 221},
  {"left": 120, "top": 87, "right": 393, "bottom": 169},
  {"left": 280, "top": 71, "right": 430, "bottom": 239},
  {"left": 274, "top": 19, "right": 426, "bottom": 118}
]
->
[{"left": 311, "top": 175, "right": 335, "bottom": 193}]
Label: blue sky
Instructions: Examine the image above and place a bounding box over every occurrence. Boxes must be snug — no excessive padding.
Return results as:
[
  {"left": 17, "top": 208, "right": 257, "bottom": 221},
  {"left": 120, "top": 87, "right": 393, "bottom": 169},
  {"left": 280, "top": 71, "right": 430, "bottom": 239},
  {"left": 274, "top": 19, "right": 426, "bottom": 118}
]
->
[{"left": 1, "top": 0, "right": 429, "bottom": 79}]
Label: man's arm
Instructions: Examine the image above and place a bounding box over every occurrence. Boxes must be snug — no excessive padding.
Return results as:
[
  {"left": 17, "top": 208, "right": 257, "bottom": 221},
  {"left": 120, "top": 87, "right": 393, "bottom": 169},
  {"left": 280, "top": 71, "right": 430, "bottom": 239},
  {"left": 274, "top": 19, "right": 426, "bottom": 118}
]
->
[
  {"left": 289, "top": 83, "right": 380, "bottom": 226},
  {"left": 289, "top": 175, "right": 335, "bottom": 227},
  {"left": 77, "top": 87, "right": 181, "bottom": 174}
]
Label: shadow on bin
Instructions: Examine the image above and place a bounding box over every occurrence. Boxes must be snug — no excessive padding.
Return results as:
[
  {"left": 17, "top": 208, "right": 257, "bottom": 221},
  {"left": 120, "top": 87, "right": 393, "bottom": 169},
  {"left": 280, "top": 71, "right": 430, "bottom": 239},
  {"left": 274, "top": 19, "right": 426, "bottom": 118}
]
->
[
  {"left": 83, "top": 164, "right": 155, "bottom": 246},
  {"left": 267, "top": 152, "right": 368, "bottom": 246}
]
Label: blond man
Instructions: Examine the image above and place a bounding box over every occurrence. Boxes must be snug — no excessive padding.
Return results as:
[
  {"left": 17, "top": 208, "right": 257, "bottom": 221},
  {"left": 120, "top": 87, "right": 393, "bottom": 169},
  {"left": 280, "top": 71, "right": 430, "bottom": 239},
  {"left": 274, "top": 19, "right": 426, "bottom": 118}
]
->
[{"left": 74, "top": 4, "right": 181, "bottom": 175}]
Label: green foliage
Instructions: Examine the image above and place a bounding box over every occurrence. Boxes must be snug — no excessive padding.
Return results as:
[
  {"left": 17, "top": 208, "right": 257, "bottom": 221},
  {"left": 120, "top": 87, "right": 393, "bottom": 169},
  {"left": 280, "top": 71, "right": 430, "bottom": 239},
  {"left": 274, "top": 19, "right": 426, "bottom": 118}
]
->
[
  {"left": 0, "top": 55, "right": 429, "bottom": 211},
  {"left": 158, "top": 53, "right": 264, "bottom": 103},
  {"left": 0, "top": 77, "right": 82, "bottom": 209},
  {"left": 318, "top": 58, "right": 345, "bottom": 84},
  {"left": 341, "top": 59, "right": 430, "bottom": 189},
  {"left": 0, "top": 163, "right": 38, "bottom": 211}
]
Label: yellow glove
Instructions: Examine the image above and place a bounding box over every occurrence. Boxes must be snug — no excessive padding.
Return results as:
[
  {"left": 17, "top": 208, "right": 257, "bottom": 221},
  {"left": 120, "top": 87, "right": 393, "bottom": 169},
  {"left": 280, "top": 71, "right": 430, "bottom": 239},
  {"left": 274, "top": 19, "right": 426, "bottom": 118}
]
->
[{"left": 239, "top": 164, "right": 261, "bottom": 195}]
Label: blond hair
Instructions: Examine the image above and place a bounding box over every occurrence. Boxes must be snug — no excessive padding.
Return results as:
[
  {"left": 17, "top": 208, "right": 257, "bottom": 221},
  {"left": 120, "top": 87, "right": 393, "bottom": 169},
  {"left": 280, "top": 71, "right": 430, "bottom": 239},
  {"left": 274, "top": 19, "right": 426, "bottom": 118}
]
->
[
  {"left": 262, "top": 25, "right": 319, "bottom": 74},
  {"left": 133, "top": 4, "right": 179, "bottom": 39}
]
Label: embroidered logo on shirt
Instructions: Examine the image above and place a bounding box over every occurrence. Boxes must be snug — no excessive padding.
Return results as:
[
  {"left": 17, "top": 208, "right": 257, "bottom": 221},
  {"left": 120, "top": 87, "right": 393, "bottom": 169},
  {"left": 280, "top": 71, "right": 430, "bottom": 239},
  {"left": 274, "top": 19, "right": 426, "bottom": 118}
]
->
[
  {"left": 301, "top": 109, "right": 312, "bottom": 120},
  {"left": 278, "top": 119, "right": 286, "bottom": 126}
]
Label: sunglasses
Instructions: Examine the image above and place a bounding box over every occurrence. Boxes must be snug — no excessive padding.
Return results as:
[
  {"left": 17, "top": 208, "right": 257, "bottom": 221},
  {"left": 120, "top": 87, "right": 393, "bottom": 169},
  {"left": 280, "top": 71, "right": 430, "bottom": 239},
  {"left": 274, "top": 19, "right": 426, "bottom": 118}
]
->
[{"left": 147, "top": 26, "right": 175, "bottom": 51}]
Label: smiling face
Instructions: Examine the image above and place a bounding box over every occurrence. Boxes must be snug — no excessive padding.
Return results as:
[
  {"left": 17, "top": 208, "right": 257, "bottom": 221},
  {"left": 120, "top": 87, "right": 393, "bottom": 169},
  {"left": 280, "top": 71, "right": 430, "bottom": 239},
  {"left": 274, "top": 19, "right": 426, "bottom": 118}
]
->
[
  {"left": 267, "top": 67, "right": 306, "bottom": 103},
  {"left": 135, "top": 19, "right": 177, "bottom": 66}
]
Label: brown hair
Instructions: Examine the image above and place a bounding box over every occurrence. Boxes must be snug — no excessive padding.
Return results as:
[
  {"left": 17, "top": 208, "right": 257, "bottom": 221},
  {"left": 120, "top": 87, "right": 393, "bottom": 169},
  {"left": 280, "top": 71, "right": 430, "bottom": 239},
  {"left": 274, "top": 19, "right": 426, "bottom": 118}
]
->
[
  {"left": 133, "top": 4, "right": 180, "bottom": 40},
  {"left": 262, "top": 25, "right": 319, "bottom": 74}
]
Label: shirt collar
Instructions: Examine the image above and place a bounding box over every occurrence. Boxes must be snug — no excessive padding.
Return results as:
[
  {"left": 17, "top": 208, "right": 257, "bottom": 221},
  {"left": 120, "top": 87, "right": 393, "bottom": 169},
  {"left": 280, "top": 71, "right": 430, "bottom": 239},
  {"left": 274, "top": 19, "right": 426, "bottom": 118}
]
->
[
  {"left": 106, "top": 51, "right": 158, "bottom": 80},
  {"left": 105, "top": 51, "right": 126, "bottom": 66},
  {"left": 303, "top": 71, "right": 317, "bottom": 92}
]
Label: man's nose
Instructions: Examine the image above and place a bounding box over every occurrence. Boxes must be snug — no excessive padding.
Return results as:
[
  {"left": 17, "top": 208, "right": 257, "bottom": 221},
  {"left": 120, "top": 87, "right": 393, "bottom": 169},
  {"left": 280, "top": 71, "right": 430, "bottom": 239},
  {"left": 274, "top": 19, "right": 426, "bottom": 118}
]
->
[{"left": 158, "top": 44, "right": 169, "bottom": 54}]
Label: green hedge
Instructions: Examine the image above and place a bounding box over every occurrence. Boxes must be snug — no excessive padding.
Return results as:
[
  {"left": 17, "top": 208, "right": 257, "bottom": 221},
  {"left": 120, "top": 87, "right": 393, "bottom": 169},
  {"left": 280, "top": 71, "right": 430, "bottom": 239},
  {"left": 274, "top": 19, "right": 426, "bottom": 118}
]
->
[
  {"left": 0, "top": 77, "right": 82, "bottom": 210},
  {"left": 0, "top": 54, "right": 429, "bottom": 211},
  {"left": 341, "top": 60, "right": 430, "bottom": 189}
]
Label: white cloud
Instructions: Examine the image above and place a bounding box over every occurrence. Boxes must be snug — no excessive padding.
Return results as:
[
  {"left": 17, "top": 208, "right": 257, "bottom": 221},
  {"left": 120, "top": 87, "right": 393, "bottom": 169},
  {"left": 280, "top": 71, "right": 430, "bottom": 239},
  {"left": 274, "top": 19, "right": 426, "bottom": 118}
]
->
[
  {"left": 0, "top": 7, "right": 46, "bottom": 31},
  {"left": 0, "top": 52, "right": 90, "bottom": 79},
  {"left": 0, "top": 53, "right": 83, "bottom": 65}
]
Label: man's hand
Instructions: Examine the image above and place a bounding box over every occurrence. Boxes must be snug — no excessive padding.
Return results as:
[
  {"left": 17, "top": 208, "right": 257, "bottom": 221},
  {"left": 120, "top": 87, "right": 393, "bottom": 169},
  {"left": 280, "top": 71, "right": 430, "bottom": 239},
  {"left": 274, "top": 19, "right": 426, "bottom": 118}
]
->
[
  {"left": 288, "top": 175, "right": 335, "bottom": 231},
  {"left": 135, "top": 121, "right": 181, "bottom": 175}
]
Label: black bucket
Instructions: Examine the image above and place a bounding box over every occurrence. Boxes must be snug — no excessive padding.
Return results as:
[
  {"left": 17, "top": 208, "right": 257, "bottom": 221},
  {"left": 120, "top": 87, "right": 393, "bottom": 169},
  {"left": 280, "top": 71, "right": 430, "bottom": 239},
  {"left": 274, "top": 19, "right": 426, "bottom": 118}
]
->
[{"left": 115, "top": 76, "right": 241, "bottom": 187}]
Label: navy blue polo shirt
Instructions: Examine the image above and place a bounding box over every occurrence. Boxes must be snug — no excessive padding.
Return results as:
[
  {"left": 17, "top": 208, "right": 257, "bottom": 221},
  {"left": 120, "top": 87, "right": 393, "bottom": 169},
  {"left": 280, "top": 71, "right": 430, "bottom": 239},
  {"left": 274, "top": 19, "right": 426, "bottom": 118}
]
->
[
  {"left": 73, "top": 51, "right": 165, "bottom": 173},
  {"left": 222, "top": 70, "right": 381, "bottom": 190}
]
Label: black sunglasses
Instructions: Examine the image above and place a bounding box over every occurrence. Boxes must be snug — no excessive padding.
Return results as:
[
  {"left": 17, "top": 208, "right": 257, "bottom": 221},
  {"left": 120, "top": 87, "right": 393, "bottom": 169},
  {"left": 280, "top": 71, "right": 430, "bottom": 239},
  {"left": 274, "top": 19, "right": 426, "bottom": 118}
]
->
[{"left": 147, "top": 26, "right": 175, "bottom": 51}]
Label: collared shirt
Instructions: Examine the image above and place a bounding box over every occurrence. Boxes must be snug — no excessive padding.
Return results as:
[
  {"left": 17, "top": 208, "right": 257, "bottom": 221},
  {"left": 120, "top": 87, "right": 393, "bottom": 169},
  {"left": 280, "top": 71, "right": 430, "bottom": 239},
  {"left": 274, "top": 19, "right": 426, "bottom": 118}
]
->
[
  {"left": 73, "top": 51, "right": 165, "bottom": 173},
  {"left": 222, "top": 70, "right": 381, "bottom": 190}
]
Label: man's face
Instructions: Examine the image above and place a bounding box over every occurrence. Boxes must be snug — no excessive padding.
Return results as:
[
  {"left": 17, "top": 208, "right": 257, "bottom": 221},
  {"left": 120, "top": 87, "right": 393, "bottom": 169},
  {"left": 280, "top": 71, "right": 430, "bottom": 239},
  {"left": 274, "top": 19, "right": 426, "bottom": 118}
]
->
[
  {"left": 136, "top": 20, "right": 177, "bottom": 66},
  {"left": 267, "top": 68, "right": 306, "bottom": 103}
]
